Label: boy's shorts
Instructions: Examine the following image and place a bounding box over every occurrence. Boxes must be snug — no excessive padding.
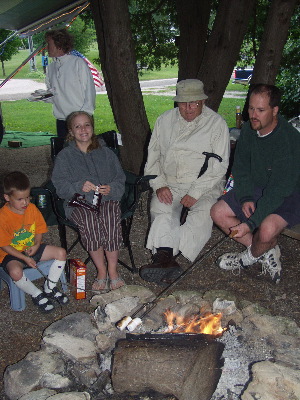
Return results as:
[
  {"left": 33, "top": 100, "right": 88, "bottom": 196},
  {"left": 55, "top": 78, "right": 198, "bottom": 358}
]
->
[
  {"left": 222, "top": 188, "right": 300, "bottom": 228},
  {"left": 1, "top": 243, "right": 47, "bottom": 273}
]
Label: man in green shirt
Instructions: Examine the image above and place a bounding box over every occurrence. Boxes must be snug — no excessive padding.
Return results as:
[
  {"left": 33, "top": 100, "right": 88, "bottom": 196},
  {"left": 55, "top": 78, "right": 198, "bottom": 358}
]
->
[{"left": 211, "top": 84, "right": 300, "bottom": 283}]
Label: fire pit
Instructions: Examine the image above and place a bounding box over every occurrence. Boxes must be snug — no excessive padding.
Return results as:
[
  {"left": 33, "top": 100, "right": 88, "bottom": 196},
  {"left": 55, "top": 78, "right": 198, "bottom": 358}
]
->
[{"left": 4, "top": 286, "right": 300, "bottom": 400}]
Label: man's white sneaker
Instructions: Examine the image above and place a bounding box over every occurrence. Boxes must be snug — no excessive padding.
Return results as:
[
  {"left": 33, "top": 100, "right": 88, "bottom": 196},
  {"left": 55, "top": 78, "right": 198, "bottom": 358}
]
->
[
  {"left": 217, "top": 252, "right": 247, "bottom": 271},
  {"left": 259, "top": 245, "right": 282, "bottom": 284}
]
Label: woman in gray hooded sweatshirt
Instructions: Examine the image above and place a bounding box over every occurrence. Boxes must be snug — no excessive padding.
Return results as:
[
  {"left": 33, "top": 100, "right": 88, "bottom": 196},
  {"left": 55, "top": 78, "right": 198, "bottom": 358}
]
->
[{"left": 52, "top": 111, "right": 126, "bottom": 292}]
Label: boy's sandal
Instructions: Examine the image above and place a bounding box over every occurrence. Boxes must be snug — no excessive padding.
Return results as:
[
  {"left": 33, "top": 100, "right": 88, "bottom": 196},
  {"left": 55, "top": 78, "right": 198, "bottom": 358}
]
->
[
  {"left": 92, "top": 278, "right": 109, "bottom": 293},
  {"left": 32, "top": 293, "right": 55, "bottom": 313},
  {"left": 45, "top": 287, "right": 69, "bottom": 305},
  {"left": 110, "top": 277, "right": 125, "bottom": 290}
]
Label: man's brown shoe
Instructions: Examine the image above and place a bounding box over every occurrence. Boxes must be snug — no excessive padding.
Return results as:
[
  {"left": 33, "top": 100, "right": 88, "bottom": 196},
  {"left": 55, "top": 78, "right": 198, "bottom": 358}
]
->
[{"left": 139, "top": 250, "right": 182, "bottom": 283}]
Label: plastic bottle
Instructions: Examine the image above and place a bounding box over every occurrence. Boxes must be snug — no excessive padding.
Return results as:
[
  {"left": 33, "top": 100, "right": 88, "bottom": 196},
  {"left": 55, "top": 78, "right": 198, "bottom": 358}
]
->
[{"left": 236, "top": 106, "right": 242, "bottom": 129}]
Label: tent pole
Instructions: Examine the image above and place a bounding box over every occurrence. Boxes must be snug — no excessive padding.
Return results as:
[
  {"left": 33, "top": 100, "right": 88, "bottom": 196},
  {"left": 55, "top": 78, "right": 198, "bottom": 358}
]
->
[
  {"left": 0, "top": 43, "right": 45, "bottom": 89},
  {"left": 0, "top": 31, "right": 19, "bottom": 49}
]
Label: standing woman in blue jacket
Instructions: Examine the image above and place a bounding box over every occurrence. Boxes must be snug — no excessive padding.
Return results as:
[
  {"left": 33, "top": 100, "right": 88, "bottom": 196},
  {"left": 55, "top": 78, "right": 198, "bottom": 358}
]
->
[{"left": 52, "top": 111, "right": 126, "bottom": 292}]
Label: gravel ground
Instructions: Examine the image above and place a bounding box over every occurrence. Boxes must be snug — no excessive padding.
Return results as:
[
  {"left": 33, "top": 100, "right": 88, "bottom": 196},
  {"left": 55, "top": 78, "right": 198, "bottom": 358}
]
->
[{"left": 0, "top": 145, "right": 299, "bottom": 399}]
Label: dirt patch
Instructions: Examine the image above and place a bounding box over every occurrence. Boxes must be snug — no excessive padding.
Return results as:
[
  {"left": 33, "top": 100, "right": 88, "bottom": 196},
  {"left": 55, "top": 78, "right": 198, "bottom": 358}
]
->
[{"left": 0, "top": 145, "right": 299, "bottom": 399}]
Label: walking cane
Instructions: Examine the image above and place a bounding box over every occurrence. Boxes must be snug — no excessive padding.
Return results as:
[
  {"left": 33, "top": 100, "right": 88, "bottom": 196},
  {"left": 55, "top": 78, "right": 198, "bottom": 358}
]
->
[
  {"left": 180, "top": 152, "right": 222, "bottom": 225},
  {"left": 116, "top": 230, "right": 238, "bottom": 331}
]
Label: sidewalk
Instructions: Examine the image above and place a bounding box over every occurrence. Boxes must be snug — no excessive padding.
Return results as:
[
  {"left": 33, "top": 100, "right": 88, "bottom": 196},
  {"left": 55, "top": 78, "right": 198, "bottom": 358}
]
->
[
  {"left": 0, "top": 78, "right": 246, "bottom": 101},
  {"left": 0, "top": 79, "right": 46, "bottom": 101},
  {"left": 0, "top": 78, "right": 178, "bottom": 101}
]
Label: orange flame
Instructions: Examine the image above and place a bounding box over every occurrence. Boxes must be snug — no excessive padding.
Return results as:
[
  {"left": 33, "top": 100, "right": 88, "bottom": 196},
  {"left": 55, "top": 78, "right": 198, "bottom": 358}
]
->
[{"left": 163, "top": 309, "right": 225, "bottom": 336}]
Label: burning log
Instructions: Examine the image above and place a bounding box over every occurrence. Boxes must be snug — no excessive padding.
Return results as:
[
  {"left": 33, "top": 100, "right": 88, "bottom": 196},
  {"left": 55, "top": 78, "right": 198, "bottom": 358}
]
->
[{"left": 111, "top": 333, "right": 224, "bottom": 400}]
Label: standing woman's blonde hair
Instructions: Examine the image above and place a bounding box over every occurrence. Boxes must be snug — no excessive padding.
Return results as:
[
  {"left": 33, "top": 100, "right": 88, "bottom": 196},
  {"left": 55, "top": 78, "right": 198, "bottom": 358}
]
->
[{"left": 66, "top": 111, "right": 100, "bottom": 152}]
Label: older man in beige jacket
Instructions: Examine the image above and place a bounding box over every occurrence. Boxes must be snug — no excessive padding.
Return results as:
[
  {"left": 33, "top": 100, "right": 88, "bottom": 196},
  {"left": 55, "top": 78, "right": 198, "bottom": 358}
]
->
[{"left": 140, "top": 79, "right": 230, "bottom": 283}]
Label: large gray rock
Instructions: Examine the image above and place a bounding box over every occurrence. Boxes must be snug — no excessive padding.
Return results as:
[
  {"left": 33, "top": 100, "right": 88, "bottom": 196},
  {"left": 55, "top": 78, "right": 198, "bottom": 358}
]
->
[
  {"left": 104, "top": 296, "right": 140, "bottom": 323},
  {"left": 43, "top": 312, "right": 99, "bottom": 363},
  {"left": 47, "top": 394, "right": 90, "bottom": 399},
  {"left": 242, "top": 313, "right": 300, "bottom": 338},
  {"left": 43, "top": 312, "right": 98, "bottom": 341},
  {"left": 18, "top": 389, "right": 56, "bottom": 399},
  {"left": 4, "top": 350, "right": 66, "bottom": 400},
  {"left": 18, "top": 390, "right": 90, "bottom": 399},
  {"left": 241, "top": 361, "right": 300, "bottom": 400},
  {"left": 43, "top": 332, "right": 97, "bottom": 363},
  {"left": 90, "top": 285, "right": 155, "bottom": 308},
  {"left": 39, "top": 373, "right": 72, "bottom": 389},
  {"left": 43, "top": 312, "right": 101, "bottom": 387}
]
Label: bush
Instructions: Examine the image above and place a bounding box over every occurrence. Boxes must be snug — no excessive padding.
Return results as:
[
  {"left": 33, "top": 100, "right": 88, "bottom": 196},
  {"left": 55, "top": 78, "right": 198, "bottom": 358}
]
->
[{"left": 276, "top": 67, "right": 300, "bottom": 119}]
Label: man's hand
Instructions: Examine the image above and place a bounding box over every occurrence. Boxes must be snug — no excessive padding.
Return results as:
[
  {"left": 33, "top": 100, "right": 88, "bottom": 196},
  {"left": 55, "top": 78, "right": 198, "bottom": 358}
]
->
[
  {"left": 230, "top": 223, "right": 251, "bottom": 238},
  {"left": 242, "top": 201, "right": 255, "bottom": 219},
  {"left": 180, "top": 194, "right": 197, "bottom": 208},
  {"left": 156, "top": 187, "right": 173, "bottom": 204}
]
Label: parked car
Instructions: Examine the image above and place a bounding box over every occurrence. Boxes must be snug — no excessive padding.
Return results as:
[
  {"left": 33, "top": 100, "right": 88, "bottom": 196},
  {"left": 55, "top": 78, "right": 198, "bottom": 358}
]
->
[
  {"left": 289, "top": 115, "right": 300, "bottom": 132},
  {"left": 232, "top": 68, "right": 253, "bottom": 85}
]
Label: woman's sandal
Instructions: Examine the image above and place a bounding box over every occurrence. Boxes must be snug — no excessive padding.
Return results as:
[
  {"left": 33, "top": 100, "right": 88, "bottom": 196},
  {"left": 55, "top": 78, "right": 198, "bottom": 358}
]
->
[
  {"left": 45, "top": 287, "right": 69, "bottom": 305},
  {"left": 32, "top": 292, "right": 55, "bottom": 313},
  {"left": 92, "top": 278, "right": 109, "bottom": 293},
  {"left": 110, "top": 277, "right": 125, "bottom": 290}
]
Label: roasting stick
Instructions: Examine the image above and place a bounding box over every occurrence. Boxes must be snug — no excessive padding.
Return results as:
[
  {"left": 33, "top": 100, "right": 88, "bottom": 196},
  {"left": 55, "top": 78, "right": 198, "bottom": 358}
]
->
[{"left": 117, "top": 229, "right": 238, "bottom": 331}]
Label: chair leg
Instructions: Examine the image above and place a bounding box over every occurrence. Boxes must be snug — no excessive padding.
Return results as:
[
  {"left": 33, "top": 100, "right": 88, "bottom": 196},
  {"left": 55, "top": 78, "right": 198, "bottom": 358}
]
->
[
  {"left": 58, "top": 222, "right": 81, "bottom": 257},
  {"left": 9, "top": 283, "right": 26, "bottom": 311},
  {"left": 119, "top": 217, "right": 137, "bottom": 273},
  {"left": 58, "top": 223, "right": 68, "bottom": 250},
  {"left": 59, "top": 269, "right": 68, "bottom": 292},
  {"left": 0, "top": 269, "right": 25, "bottom": 311}
]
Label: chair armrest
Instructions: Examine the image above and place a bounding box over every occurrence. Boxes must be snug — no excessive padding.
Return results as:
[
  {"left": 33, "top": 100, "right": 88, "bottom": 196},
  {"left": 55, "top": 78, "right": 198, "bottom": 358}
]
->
[
  {"left": 120, "top": 173, "right": 156, "bottom": 218},
  {"left": 40, "top": 181, "right": 70, "bottom": 226},
  {"left": 30, "top": 186, "right": 59, "bottom": 226}
]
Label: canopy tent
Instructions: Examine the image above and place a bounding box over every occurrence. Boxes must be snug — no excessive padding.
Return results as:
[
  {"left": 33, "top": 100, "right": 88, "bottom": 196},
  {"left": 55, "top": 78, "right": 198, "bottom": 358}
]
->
[
  {"left": 0, "top": 0, "right": 91, "bottom": 145},
  {"left": 0, "top": 0, "right": 89, "bottom": 37},
  {"left": 0, "top": 0, "right": 92, "bottom": 88}
]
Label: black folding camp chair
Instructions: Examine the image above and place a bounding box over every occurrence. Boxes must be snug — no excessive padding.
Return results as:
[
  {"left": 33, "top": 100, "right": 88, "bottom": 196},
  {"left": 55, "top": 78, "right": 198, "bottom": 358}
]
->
[{"left": 44, "top": 132, "right": 153, "bottom": 273}]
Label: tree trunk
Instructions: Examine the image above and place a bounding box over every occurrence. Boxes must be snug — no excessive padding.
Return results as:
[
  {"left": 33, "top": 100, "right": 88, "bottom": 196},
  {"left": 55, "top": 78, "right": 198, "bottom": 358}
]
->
[
  {"left": 176, "top": 0, "right": 212, "bottom": 81},
  {"left": 251, "top": 0, "right": 298, "bottom": 85},
  {"left": 242, "top": 0, "right": 298, "bottom": 120},
  {"left": 198, "top": 0, "right": 256, "bottom": 112},
  {"left": 112, "top": 336, "right": 224, "bottom": 400},
  {"left": 90, "top": 0, "right": 151, "bottom": 174},
  {"left": 1, "top": 60, "right": 5, "bottom": 76}
]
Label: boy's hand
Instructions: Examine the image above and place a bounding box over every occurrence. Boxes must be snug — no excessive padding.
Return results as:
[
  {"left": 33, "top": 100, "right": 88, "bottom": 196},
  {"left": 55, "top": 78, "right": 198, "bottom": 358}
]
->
[
  {"left": 24, "top": 256, "right": 37, "bottom": 268},
  {"left": 25, "top": 244, "right": 39, "bottom": 257}
]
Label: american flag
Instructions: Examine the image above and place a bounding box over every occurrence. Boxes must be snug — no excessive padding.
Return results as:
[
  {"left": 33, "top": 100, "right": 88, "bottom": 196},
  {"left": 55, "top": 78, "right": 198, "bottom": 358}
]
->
[{"left": 71, "top": 50, "right": 104, "bottom": 88}]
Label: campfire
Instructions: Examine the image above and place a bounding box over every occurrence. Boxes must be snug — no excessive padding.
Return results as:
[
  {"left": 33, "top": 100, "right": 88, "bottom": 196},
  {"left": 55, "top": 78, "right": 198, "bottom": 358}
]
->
[{"left": 163, "top": 308, "right": 225, "bottom": 336}]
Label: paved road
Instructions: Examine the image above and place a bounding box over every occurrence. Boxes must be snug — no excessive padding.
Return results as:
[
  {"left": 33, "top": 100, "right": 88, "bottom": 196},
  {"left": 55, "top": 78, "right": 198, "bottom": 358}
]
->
[{"left": 0, "top": 78, "right": 245, "bottom": 101}]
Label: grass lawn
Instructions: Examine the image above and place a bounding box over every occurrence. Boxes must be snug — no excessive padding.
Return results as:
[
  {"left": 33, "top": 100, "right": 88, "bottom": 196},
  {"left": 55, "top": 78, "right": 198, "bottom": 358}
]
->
[{"left": 2, "top": 94, "right": 245, "bottom": 134}]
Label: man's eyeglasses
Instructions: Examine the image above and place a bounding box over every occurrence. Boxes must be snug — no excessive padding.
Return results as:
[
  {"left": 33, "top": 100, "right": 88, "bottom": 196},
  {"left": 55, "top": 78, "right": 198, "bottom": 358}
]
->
[{"left": 178, "top": 101, "right": 199, "bottom": 109}]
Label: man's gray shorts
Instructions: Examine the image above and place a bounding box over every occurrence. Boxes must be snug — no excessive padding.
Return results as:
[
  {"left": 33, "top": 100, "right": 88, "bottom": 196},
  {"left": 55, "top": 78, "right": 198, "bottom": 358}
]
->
[{"left": 221, "top": 188, "right": 300, "bottom": 228}]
